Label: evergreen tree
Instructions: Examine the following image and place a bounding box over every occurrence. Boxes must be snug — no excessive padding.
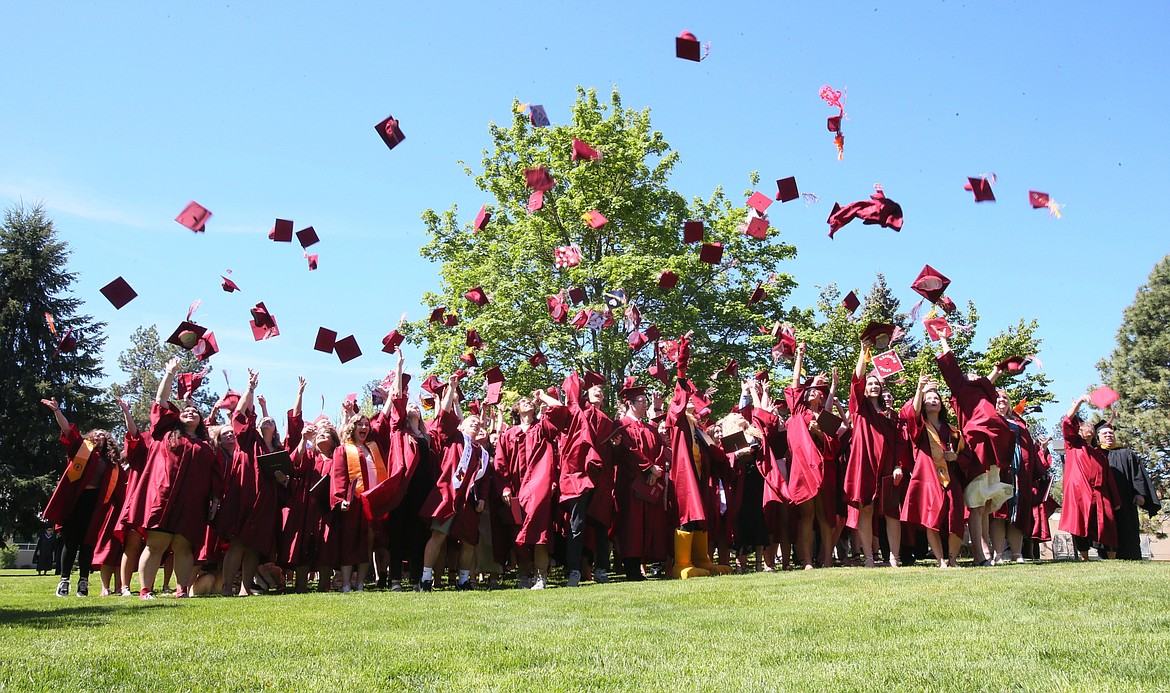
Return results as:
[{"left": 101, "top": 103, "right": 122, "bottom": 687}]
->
[
  {"left": 0, "top": 203, "right": 111, "bottom": 542},
  {"left": 1097, "top": 256, "right": 1170, "bottom": 494}
]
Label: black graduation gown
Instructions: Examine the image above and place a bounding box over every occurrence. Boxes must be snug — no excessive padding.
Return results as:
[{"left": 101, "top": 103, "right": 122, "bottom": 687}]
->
[{"left": 1106, "top": 448, "right": 1162, "bottom": 560}]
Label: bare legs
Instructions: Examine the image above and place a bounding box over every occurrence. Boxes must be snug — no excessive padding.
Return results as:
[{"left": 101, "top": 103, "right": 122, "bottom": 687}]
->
[{"left": 856, "top": 504, "right": 876, "bottom": 567}]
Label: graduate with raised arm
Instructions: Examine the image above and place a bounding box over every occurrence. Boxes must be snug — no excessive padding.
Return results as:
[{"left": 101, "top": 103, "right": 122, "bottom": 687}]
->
[
  {"left": 496, "top": 388, "right": 569, "bottom": 589},
  {"left": 40, "top": 396, "right": 122, "bottom": 597},
  {"left": 1059, "top": 394, "right": 1122, "bottom": 560},
  {"left": 417, "top": 374, "right": 492, "bottom": 591},
  {"left": 899, "top": 374, "right": 969, "bottom": 567},
  {"left": 784, "top": 341, "right": 840, "bottom": 569},
  {"left": 286, "top": 405, "right": 340, "bottom": 592},
  {"left": 87, "top": 398, "right": 138, "bottom": 595},
  {"left": 1096, "top": 412, "right": 1162, "bottom": 560},
  {"left": 843, "top": 336, "right": 901, "bottom": 567},
  {"left": 991, "top": 390, "right": 1040, "bottom": 564},
  {"left": 128, "top": 356, "right": 218, "bottom": 598},
  {"left": 934, "top": 337, "right": 1013, "bottom": 566},
  {"left": 748, "top": 376, "right": 792, "bottom": 571},
  {"left": 613, "top": 379, "right": 670, "bottom": 582}
]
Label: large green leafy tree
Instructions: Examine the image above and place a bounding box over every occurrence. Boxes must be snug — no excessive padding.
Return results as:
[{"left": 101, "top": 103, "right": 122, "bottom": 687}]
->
[
  {"left": 107, "top": 325, "right": 220, "bottom": 434},
  {"left": 411, "top": 88, "right": 798, "bottom": 411},
  {"left": 1096, "top": 256, "right": 1170, "bottom": 494},
  {"left": 0, "top": 204, "right": 112, "bottom": 542}
]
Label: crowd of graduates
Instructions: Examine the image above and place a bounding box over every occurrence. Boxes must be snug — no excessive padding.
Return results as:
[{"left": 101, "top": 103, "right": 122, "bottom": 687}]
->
[{"left": 39, "top": 332, "right": 1161, "bottom": 599}]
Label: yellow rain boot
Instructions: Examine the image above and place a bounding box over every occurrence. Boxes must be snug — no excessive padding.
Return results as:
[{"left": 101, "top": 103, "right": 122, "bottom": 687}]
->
[
  {"left": 672, "top": 530, "right": 709, "bottom": 579},
  {"left": 691, "top": 530, "right": 732, "bottom": 575}
]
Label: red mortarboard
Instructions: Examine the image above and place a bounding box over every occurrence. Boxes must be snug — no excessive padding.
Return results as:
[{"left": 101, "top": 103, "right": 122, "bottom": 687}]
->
[
  {"left": 99, "top": 277, "right": 137, "bottom": 310},
  {"left": 817, "top": 410, "right": 844, "bottom": 436},
  {"left": 429, "top": 307, "right": 446, "bottom": 323},
  {"left": 965, "top": 177, "right": 996, "bottom": 203},
  {"left": 420, "top": 375, "right": 446, "bottom": 395},
  {"left": 775, "top": 177, "right": 799, "bottom": 203},
  {"left": 375, "top": 114, "right": 405, "bottom": 150},
  {"left": 699, "top": 242, "right": 723, "bottom": 264},
  {"left": 618, "top": 375, "right": 646, "bottom": 399},
  {"left": 1028, "top": 191, "right": 1050, "bottom": 208},
  {"left": 306, "top": 254, "right": 318, "bottom": 271},
  {"left": 583, "top": 371, "right": 605, "bottom": 389},
  {"left": 484, "top": 381, "right": 504, "bottom": 406},
  {"left": 296, "top": 226, "right": 319, "bottom": 248},
  {"left": 747, "top": 191, "right": 772, "bottom": 215},
  {"left": 214, "top": 390, "right": 241, "bottom": 411},
  {"left": 221, "top": 275, "right": 241, "bottom": 293},
  {"left": 249, "top": 317, "right": 279, "bottom": 341},
  {"left": 568, "top": 287, "right": 586, "bottom": 305},
  {"left": 483, "top": 366, "right": 505, "bottom": 385},
  {"left": 546, "top": 295, "right": 568, "bottom": 323},
  {"left": 748, "top": 283, "right": 766, "bottom": 305},
  {"left": 860, "top": 322, "right": 896, "bottom": 349},
  {"left": 460, "top": 351, "right": 479, "bottom": 367},
  {"left": 529, "top": 105, "right": 550, "bottom": 127},
  {"left": 314, "top": 327, "right": 337, "bottom": 353},
  {"left": 582, "top": 210, "right": 608, "bottom": 229},
  {"left": 175, "top": 371, "right": 205, "bottom": 400},
  {"left": 53, "top": 327, "right": 77, "bottom": 356},
  {"left": 529, "top": 350, "right": 548, "bottom": 368},
  {"left": 571, "top": 137, "right": 600, "bottom": 162},
  {"left": 721, "top": 359, "right": 739, "bottom": 378},
  {"left": 938, "top": 296, "right": 957, "bottom": 314},
  {"left": 193, "top": 332, "right": 218, "bottom": 361},
  {"left": 464, "top": 287, "right": 489, "bottom": 307},
  {"left": 466, "top": 330, "right": 483, "bottom": 349},
  {"left": 923, "top": 316, "right": 951, "bottom": 341},
  {"left": 524, "top": 167, "right": 556, "bottom": 193},
  {"left": 675, "top": 30, "right": 702, "bottom": 62},
  {"left": 753, "top": 369, "right": 769, "bottom": 382},
  {"left": 842, "top": 290, "right": 860, "bottom": 314},
  {"left": 381, "top": 330, "right": 404, "bottom": 354},
  {"left": 658, "top": 270, "right": 678, "bottom": 289},
  {"left": 473, "top": 205, "right": 491, "bottom": 232},
  {"left": 871, "top": 349, "right": 904, "bottom": 379},
  {"left": 628, "top": 330, "right": 648, "bottom": 351},
  {"left": 269, "top": 219, "right": 294, "bottom": 242},
  {"left": 527, "top": 191, "right": 544, "bottom": 213},
  {"left": 643, "top": 324, "right": 661, "bottom": 341},
  {"left": 443, "top": 313, "right": 459, "bottom": 328},
  {"left": 683, "top": 220, "right": 704, "bottom": 244},
  {"left": 744, "top": 215, "right": 768, "bottom": 240},
  {"left": 175, "top": 201, "right": 211, "bottom": 232},
  {"left": 911, "top": 265, "right": 951, "bottom": 303},
  {"left": 334, "top": 335, "right": 361, "bottom": 364},
  {"left": 167, "top": 321, "right": 207, "bottom": 350},
  {"left": 1089, "top": 386, "right": 1119, "bottom": 410},
  {"left": 827, "top": 115, "right": 842, "bottom": 132},
  {"left": 250, "top": 302, "right": 276, "bottom": 329},
  {"left": 996, "top": 356, "right": 1031, "bottom": 373},
  {"left": 648, "top": 361, "right": 669, "bottom": 385}
]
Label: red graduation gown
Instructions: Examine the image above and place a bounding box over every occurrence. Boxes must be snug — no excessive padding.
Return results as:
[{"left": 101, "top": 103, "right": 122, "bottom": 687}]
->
[
  {"left": 91, "top": 433, "right": 143, "bottom": 567},
  {"left": 1030, "top": 445, "right": 1056, "bottom": 542},
  {"left": 43, "top": 424, "right": 118, "bottom": 536},
  {"left": 936, "top": 350, "right": 1013, "bottom": 475},
  {"left": 844, "top": 376, "right": 899, "bottom": 508},
  {"left": 783, "top": 385, "right": 839, "bottom": 506},
  {"left": 898, "top": 403, "right": 967, "bottom": 535},
  {"left": 503, "top": 407, "right": 569, "bottom": 546},
  {"left": 614, "top": 415, "right": 669, "bottom": 561},
  {"left": 1057, "top": 416, "right": 1120, "bottom": 546},
  {"left": 419, "top": 410, "right": 491, "bottom": 534},
  {"left": 665, "top": 381, "right": 708, "bottom": 527}
]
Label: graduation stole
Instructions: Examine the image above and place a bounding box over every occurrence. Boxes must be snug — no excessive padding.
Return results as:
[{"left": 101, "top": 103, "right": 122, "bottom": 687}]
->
[
  {"left": 453, "top": 436, "right": 489, "bottom": 490},
  {"left": 65, "top": 440, "right": 95, "bottom": 483},
  {"left": 924, "top": 420, "right": 963, "bottom": 488},
  {"left": 345, "top": 443, "right": 387, "bottom": 494},
  {"left": 101, "top": 465, "right": 120, "bottom": 504},
  {"left": 692, "top": 426, "right": 713, "bottom": 478}
]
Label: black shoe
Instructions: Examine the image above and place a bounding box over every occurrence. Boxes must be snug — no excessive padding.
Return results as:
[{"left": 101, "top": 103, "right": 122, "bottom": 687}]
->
[
  {"left": 455, "top": 580, "right": 475, "bottom": 591},
  {"left": 415, "top": 580, "right": 433, "bottom": 592}
]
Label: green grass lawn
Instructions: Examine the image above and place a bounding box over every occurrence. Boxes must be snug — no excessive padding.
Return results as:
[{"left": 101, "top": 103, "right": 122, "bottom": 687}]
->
[{"left": 2, "top": 562, "right": 1169, "bottom": 691}]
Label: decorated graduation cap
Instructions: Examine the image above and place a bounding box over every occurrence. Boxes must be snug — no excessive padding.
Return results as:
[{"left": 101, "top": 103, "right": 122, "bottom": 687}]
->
[
  {"left": 841, "top": 290, "right": 860, "bottom": 314},
  {"left": 683, "top": 220, "right": 704, "bottom": 244},
  {"left": 99, "top": 277, "right": 137, "bottom": 310},
  {"left": 775, "top": 176, "right": 800, "bottom": 203},
  {"left": 473, "top": 205, "right": 491, "bottom": 232},
  {"left": 860, "top": 321, "right": 896, "bottom": 349},
  {"left": 571, "top": 137, "right": 600, "bottom": 162},
  {"left": 911, "top": 265, "right": 951, "bottom": 303},
  {"left": 464, "top": 286, "right": 489, "bottom": 307},
  {"left": 375, "top": 114, "right": 405, "bottom": 150},
  {"left": 334, "top": 335, "right": 361, "bottom": 364},
  {"left": 603, "top": 289, "right": 627, "bottom": 309},
  {"left": 937, "top": 296, "right": 957, "bottom": 314},
  {"left": 582, "top": 210, "right": 607, "bottom": 229},
  {"left": 965, "top": 175, "right": 996, "bottom": 203},
  {"left": 296, "top": 226, "right": 319, "bottom": 248},
  {"left": 175, "top": 201, "right": 211, "bottom": 232},
  {"left": 571, "top": 308, "right": 591, "bottom": 329},
  {"left": 269, "top": 218, "right": 294, "bottom": 242}
]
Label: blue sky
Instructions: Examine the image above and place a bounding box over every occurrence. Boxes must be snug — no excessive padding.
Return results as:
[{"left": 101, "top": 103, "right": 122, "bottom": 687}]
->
[{"left": 2, "top": 2, "right": 1167, "bottom": 427}]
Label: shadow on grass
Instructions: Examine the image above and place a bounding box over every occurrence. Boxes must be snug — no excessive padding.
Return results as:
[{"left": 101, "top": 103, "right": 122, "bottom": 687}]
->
[{"left": 0, "top": 603, "right": 172, "bottom": 629}]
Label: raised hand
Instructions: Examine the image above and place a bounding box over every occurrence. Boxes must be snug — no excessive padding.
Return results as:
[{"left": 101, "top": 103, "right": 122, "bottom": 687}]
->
[
  {"left": 40, "top": 397, "right": 59, "bottom": 411},
  {"left": 298, "top": 376, "right": 307, "bottom": 393},
  {"left": 164, "top": 357, "right": 181, "bottom": 375}
]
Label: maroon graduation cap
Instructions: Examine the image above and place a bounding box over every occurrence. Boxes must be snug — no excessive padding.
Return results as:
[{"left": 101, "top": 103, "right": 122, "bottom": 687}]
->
[
  {"left": 524, "top": 167, "right": 556, "bottom": 193},
  {"left": 99, "top": 277, "right": 137, "bottom": 310},
  {"left": 743, "top": 215, "right": 768, "bottom": 240},
  {"left": 381, "top": 329, "right": 404, "bottom": 354},
  {"left": 334, "top": 335, "right": 362, "bottom": 364},
  {"left": 314, "top": 327, "right": 338, "bottom": 354},
  {"left": 221, "top": 274, "right": 241, "bottom": 293},
  {"left": 775, "top": 177, "right": 799, "bottom": 203},
  {"left": 269, "top": 218, "right": 294, "bottom": 242},
  {"left": 911, "top": 265, "right": 951, "bottom": 303},
  {"left": 375, "top": 114, "right": 406, "bottom": 150},
  {"left": 683, "top": 220, "right": 704, "bottom": 244},
  {"left": 699, "top": 242, "right": 723, "bottom": 264},
  {"left": 296, "top": 226, "right": 319, "bottom": 248},
  {"left": 473, "top": 205, "right": 491, "bottom": 232},
  {"left": 675, "top": 30, "right": 703, "bottom": 62},
  {"left": 571, "top": 138, "right": 600, "bottom": 162},
  {"left": 965, "top": 176, "right": 996, "bottom": 203},
  {"left": 464, "top": 287, "right": 489, "bottom": 307},
  {"left": 175, "top": 201, "right": 211, "bottom": 233},
  {"left": 842, "top": 290, "right": 860, "bottom": 314},
  {"left": 658, "top": 270, "right": 678, "bottom": 289}
]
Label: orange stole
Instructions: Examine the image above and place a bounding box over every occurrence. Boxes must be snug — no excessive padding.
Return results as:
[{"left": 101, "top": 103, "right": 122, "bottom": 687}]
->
[
  {"left": 102, "top": 465, "right": 120, "bottom": 504},
  {"left": 345, "top": 443, "right": 387, "bottom": 495},
  {"left": 65, "top": 440, "right": 95, "bottom": 483}
]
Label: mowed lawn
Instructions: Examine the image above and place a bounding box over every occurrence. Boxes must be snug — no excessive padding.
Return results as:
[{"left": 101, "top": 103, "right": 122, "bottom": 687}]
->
[{"left": 2, "top": 562, "right": 1169, "bottom": 691}]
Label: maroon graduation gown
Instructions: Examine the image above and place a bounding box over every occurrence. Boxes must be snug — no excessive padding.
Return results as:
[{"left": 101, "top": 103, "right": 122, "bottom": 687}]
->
[
  {"left": 783, "top": 385, "right": 839, "bottom": 506},
  {"left": 898, "top": 403, "right": 967, "bottom": 535},
  {"left": 936, "top": 350, "right": 1013, "bottom": 475},
  {"left": 1058, "top": 416, "right": 1120, "bottom": 546},
  {"left": 614, "top": 414, "right": 669, "bottom": 561},
  {"left": 844, "top": 375, "right": 899, "bottom": 508}
]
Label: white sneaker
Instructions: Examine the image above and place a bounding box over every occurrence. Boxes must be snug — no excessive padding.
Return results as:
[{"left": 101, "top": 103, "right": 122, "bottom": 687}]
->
[
  {"left": 566, "top": 570, "right": 581, "bottom": 587},
  {"left": 55, "top": 578, "right": 69, "bottom": 597},
  {"left": 531, "top": 576, "right": 546, "bottom": 590},
  {"left": 120, "top": 587, "right": 132, "bottom": 597},
  {"left": 594, "top": 569, "right": 610, "bottom": 584}
]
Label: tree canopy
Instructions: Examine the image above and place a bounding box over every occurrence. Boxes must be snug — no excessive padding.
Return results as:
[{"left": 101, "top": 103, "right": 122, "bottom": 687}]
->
[{"left": 0, "top": 203, "right": 112, "bottom": 542}]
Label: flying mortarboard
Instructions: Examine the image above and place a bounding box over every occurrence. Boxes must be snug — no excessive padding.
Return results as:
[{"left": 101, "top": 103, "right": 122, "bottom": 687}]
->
[
  {"left": 306, "top": 253, "right": 318, "bottom": 271},
  {"left": 643, "top": 324, "right": 661, "bottom": 341},
  {"left": 582, "top": 210, "right": 607, "bottom": 229},
  {"left": 381, "top": 330, "right": 404, "bottom": 354},
  {"left": 748, "top": 283, "right": 766, "bottom": 305},
  {"left": 938, "top": 296, "right": 957, "bottom": 314},
  {"left": 658, "top": 270, "right": 678, "bottom": 289},
  {"left": 460, "top": 351, "right": 479, "bottom": 367},
  {"left": 524, "top": 167, "right": 556, "bottom": 192},
  {"left": 175, "top": 201, "right": 211, "bottom": 232},
  {"left": 996, "top": 356, "right": 1032, "bottom": 374},
  {"left": 527, "top": 191, "right": 544, "bottom": 213},
  {"left": 675, "top": 30, "right": 703, "bottom": 62},
  {"left": 296, "top": 226, "right": 319, "bottom": 248},
  {"left": 842, "top": 291, "right": 860, "bottom": 314},
  {"left": 568, "top": 287, "right": 586, "bottom": 305},
  {"left": 1028, "top": 191, "right": 1050, "bottom": 208},
  {"left": 683, "top": 220, "right": 704, "bottom": 244},
  {"left": 193, "top": 332, "right": 218, "bottom": 361},
  {"left": 528, "top": 350, "right": 548, "bottom": 368},
  {"left": 571, "top": 138, "right": 600, "bottom": 162},
  {"left": 775, "top": 177, "right": 800, "bottom": 203},
  {"left": 464, "top": 287, "right": 489, "bottom": 307},
  {"left": 429, "top": 307, "right": 446, "bottom": 323},
  {"left": 314, "top": 327, "right": 338, "bottom": 354},
  {"left": 1089, "top": 386, "right": 1119, "bottom": 410},
  {"left": 375, "top": 114, "right": 405, "bottom": 150},
  {"left": 529, "top": 105, "right": 550, "bottom": 128},
  {"left": 860, "top": 322, "right": 896, "bottom": 349},
  {"left": 747, "top": 191, "right": 772, "bottom": 215},
  {"left": 473, "top": 205, "right": 491, "bottom": 232},
  {"left": 966, "top": 177, "right": 996, "bottom": 203},
  {"left": 99, "top": 277, "right": 137, "bottom": 310},
  {"left": 628, "top": 331, "right": 649, "bottom": 351},
  {"left": 269, "top": 219, "right": 294, "bottom": 242},
  {"left": 699, "top": 242, "right": 723, "bottom": 264},
  {"left": 334, "top": 335, "right": 362, "bottom": 364},
  {"left": 743, "top": 215, "right": 768, "bottom": 240},
  {"left": 911, "top": 265, "right": 951, "bottom": 303},
  {"left": 221, "top": 274, "right": 241, "bottom": 293},
  {"left": 466, "top": 329, "right": 483, "bottom": 349},
  {"left": 53, "top": 327, "right": 77, "bottom": 356},
  {"left": 923, "top": 316, "right": 951, "bottom": 342},
  {"left": 167, "top": 321, "right": 207, "bottom": 350},
  {"left": 443, "top": 313, "right": 459, "bottom": 328}
]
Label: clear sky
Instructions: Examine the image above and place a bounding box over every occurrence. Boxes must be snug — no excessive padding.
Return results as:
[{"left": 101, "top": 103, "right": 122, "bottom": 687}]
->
[{"left": 2, "top": 1, "right": 1167, "bottom": 427}]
